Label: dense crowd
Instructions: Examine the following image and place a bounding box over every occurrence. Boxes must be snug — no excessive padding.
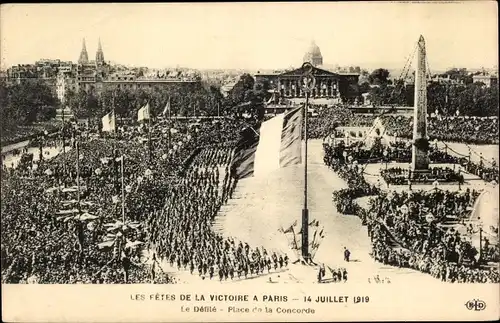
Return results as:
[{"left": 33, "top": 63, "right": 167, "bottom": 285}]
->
[
  {"left": 323, "top": 143, "right": 500, "bottom": 283},
  {"left": 307, "top": 105, "right": 498, "bottom": 145},
  {"left": 1, "top": 120, "right": 61, "bottom": 147},
  {"left": 1, "top": 116, "right": 288, "bottom": 284},
  {"left": 381, "top": 115, "right": 499, "bottom": 145},
  {"left": 308, "top": 105, "right": 375, "bottom": 139},
  {"left": 364, "top": 190, "right": 499, "bottom": 283}
]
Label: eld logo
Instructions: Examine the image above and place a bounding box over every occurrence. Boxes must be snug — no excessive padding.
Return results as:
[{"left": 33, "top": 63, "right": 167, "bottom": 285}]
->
[{"left": 465, "top": 299, "right": 486, "bottom": 311}]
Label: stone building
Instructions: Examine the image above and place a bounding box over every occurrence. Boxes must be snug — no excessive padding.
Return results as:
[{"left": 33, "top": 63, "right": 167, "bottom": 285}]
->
[{"left": 254, "top": 41, "right": 359, "bottom": 102}]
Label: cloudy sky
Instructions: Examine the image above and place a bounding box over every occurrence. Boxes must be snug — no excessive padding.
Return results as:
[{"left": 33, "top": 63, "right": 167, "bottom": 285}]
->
[{"left": 1, "top": 2, "right": 498, "bottom": 71}]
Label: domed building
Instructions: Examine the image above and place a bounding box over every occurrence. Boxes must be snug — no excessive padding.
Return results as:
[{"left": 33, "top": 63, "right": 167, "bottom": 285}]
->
[
  {"left": 303, "top": 41, "right": 323, "bottom": 67},
  {"left": 254, "top": 40, "right": 360, "bottom": 105}
]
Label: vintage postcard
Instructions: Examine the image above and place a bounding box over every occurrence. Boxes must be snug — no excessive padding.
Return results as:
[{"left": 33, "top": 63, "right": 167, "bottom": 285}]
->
[{"left": 1, "top": 2, "right": 499, "bottom": 322}]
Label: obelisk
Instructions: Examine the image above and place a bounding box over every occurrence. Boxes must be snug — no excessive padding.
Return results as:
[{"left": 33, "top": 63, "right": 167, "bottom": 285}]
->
[{"left": 411, "top": 35, "right": 429, "bottom": 171}]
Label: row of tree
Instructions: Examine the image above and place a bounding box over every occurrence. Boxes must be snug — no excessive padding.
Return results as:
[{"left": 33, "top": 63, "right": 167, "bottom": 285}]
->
[
  {"left": 361, "top": 68, "right": 499, "bottom": 117},
  {"left": 64, "top": 82, "right": 225, "bottom": 121},
  {"left": 0, "top": 80, "right": 59, "bottom": 133}
]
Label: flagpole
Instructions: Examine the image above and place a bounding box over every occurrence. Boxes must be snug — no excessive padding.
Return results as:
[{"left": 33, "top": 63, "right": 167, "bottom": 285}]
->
[
  {"left": 302, "top": 87, "right": 309, "bottom": 262},
  {"left": 62, "top": 103, "right": 66, "bottom": 179},
  {"left": 121, "top": 155, "right": 125, "bottom": 223},
  {"left": 76, "top": 141, "right": 80, "bottom": 207},
  {"left": 112, "top": 92, "right": 118, "bottom": 194},
  {"left": 300, "top": 62, "right": 315, "bottom": 264},
  {"left": 148, "top": 102, "right": 152, "bottom": 164}
]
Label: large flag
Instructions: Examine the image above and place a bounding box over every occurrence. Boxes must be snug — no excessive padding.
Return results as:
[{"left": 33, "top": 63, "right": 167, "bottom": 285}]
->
[
  {"left": 162, "top": 98, "right": 171, "bottom": 118},
  {"left": 138, "top": 103, "right": 151, "bottom": 122},
  {"left": 102, "top": 111, "right": 116, "bottom": 132},
  {"left": 231, "top": 106, "right": 303, "bottom": 179}
]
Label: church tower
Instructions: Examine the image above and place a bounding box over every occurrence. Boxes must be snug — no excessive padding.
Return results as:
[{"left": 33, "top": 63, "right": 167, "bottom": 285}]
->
[
  {"left": 78, "top": 38, "right": 89, "bottom": 64},
  {"left": 96, "top": 38, "right": 105, "bottom": 65}
]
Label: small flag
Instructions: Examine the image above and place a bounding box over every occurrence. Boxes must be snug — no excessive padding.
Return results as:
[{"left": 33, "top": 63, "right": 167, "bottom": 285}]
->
[
  {"left": 162, "top": 98, "right": 171, "bottom": 118},
  {"left": 138, "top": 103, "right": 151, "bottom": 122},
  {"left": 231, "top": 107, "right": 303, "bottom": 179},
  {"left": 102, "top": 112, "right": 116, "bottom": 132},
  {"left": 309, "top": 219, "right": 319, "bottom": 227}
]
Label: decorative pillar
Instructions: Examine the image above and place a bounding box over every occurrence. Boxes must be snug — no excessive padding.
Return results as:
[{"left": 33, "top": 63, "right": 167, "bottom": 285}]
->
[{"left": 411, "top": 35, "right": 429, "bottom": 171}]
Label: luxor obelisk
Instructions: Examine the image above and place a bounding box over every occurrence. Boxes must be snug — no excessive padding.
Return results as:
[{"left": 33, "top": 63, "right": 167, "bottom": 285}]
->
[{"left": 411, "top": 35, "right": 430, "bottom": 172}]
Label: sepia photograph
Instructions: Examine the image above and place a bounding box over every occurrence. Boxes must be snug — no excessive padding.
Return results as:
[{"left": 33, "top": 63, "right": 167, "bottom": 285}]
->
[{"left": 1, "top": 2, "right": 499, "bottom": 322}]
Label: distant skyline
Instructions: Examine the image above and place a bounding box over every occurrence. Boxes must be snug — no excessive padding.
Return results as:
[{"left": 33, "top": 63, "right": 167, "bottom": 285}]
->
[{"left": 1, "top": 2, "right": 498, "bottom": 71}]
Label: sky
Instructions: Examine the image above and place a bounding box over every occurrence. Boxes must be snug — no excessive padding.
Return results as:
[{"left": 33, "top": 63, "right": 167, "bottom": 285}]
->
[{"left": 1, "top": 2, "right": 498, "bottom": 71}]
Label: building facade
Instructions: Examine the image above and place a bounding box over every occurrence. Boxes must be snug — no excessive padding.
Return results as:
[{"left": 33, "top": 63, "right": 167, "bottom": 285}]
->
[
  {"left": 255, "top": 66, "right": 359, "bottom": 101},
  {"left": 472, "top": 73, "right": 498, "bottom": 87},
  {"left": 255, "top": 41, "right": 359, "bottom": 102}
]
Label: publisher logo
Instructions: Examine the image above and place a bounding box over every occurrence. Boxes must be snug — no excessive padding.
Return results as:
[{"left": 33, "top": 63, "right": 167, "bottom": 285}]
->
[{"left": 465, "top": 299, "right": 486, "bottom": 311}]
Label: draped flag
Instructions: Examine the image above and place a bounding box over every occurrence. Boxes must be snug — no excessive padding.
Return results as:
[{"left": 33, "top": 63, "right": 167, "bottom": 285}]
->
[
  {"left": 138, "top": 103, "right": 151, "bottom": 122},
  {"left": 162, "top": 98, "right": 171, "bottom": 118},
  {"left": 102, "top": 111, "right": 116, "bottom": 132},
  {"left": 231, "top": 107, "right": 303, "bottom": 179}
]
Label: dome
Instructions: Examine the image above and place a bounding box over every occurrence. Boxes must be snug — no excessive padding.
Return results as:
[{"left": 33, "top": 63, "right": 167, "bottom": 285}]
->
[{"left": 303, "top": 41, "right": 323, "bottom": 66}]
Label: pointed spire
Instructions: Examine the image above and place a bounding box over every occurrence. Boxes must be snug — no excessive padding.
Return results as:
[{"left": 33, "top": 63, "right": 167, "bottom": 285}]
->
[
  {"left": 78, "top": 38, "right": 89, "bottom": 64},
  {"left": 96, "top": 38, "right": 105, "bottom": 64}
]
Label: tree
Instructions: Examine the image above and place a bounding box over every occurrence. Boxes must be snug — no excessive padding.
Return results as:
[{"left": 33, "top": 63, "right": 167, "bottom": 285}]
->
[
  {"left": 368, "top": 68, "right": 390, "bottom": 86},
  {"left": 2, "top": 79, "right": 58, "bottom": 130}
]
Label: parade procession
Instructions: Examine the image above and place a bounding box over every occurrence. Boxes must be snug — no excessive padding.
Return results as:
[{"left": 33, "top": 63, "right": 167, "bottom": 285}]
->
[{"left": 1, "top": 7, "right": 499, "bottom": 289}]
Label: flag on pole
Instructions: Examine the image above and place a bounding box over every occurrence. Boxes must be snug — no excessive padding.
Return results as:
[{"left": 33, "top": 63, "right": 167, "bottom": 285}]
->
[
  {"left": 138, "top": 103, "right": 151, "bottom": 122},
  {"left": 162, "top": 98, "right": 171, "bottom": 118},
  {"left": 102, "top": 111, "right": 116, "bottom": 132},
  {"left": 231, "top": 106, "right": 303, "bottom": 179}
]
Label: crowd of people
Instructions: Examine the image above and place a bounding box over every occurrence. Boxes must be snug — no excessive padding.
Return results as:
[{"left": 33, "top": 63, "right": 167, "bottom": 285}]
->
[
  {"left": 365, "top": 190, "right": 499, "bottom": 283},
  {"left": 1, "top": 115, "right": 290, "bottom": 284},
  {"left": 381, "top": 115, "right": 499, "bottom": 145},
  {"left": 323, "top": 143, "right": 500, "bottom": 283},
  {"left": 307, "top": 104, "right": 497, "bottom": 146}
]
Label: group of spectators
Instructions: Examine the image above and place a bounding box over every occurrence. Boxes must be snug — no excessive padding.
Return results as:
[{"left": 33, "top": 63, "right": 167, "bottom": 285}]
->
[
  {"left": 381, "top": 115, "right": 499, "bottom": 145},
  {"left": 1, "top": 115, "right": 287, "bottom": 284},
  {"left": 365, "top": 190, "right": 499, "bottom": 283},
  {"left": 323, "top": 142, "right": 500, "bottom": 283}
]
